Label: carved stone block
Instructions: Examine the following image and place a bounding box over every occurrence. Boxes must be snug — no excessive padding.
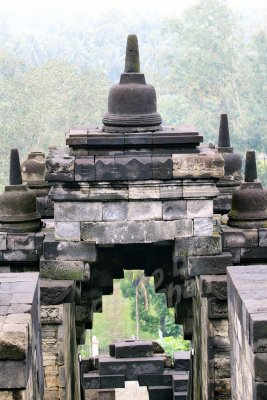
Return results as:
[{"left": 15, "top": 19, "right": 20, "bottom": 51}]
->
[
  {"left": 95, "top": 156, "right": 117, "bottom": 181},
  {"left": 173, "top": 154, "right": 224, "bottom": 179},
  {"left": 75, "top": 157, "right": 95, "bottom": 181},
  {"left": 115, "top": 154, "right": 152, "bottom": 180},
  {"left": 208, "top": 298, "right": 228, "bottom": 319},
  {"left": 222, "top": 227, "right": 258, "bottom": 248},
  {"left": 40, "top": 258, "right": 89, "bottom": 280},
  {"left": 200, "top": 276, "right": 227, "bottom": 300},
  {"left": 151, "top": 156, "right": 173, "bottom": 179}
]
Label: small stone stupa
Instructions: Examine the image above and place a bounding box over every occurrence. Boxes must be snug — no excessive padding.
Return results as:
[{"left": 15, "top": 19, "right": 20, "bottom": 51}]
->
[
  {"left": 228, "top": 150, "right": 267, "bottom": 228},
  {"left": 102, "top": 34, "right": 162, "bottom": 132},
  {"left": 217, "top": 114, "right": 242, "bottom": 181},
  {"left": 0, "top": 149, "right": 42, "bottom": 232}
]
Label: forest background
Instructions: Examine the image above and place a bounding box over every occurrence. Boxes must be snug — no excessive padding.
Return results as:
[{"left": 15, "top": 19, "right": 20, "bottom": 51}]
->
[{"left": 0, "top": 0, "right": 267, "bottom": 189}]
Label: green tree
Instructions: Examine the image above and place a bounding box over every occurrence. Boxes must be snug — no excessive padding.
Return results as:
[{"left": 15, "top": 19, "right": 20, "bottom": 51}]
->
[
  {"left": 159, "top": 0, "right": 243, "bottom": 145},
  {"left": 120, "top": 271, "right": 181, "bottom": 339},
  {"left": 0, "top": 53, "right": 110, "bottom": 188}
]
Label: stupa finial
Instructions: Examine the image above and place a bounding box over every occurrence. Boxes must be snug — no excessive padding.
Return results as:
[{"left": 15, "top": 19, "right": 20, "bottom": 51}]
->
[
  {"left": 218, "top": 114, "right": 230, "bottom": 148},
  {"left": 125, "top": 34, "right": 140, "bottom": 73},
  {"left": 9, "top": 148, "right": 22, "bottom": 185},
  {"left": 244, "top": 150, "right": 257, "bottom": 182}
]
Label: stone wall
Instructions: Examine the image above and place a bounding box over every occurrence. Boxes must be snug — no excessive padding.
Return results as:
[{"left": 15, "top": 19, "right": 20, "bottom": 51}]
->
[
  {"left": 228, "top": 265, "right": 267, "bottom": 400},
  {"left": 41, "top": 303, "right": 80, "bottom": 400},
  {"left": 0, "top": 272, "right": 43, "bottom": 400}
]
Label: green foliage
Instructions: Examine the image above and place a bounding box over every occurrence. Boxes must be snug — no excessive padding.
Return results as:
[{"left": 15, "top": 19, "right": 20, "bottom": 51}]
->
[
  {"left": 0, "top": 2, "right": 267, "bottom": 189},
  {"left": 158, "top": 336, "right": 190, "bottom": 357},
  {"left": 257, "top": 158, "right": 267, "bottom": 187},
  {"left": 120, "top": 271, "right": 181, "bottom": 338},
  {"left": 91, "top": 281, "right": 136, "bottom": 348},
  {"left": 0, "top": 53, "right": 109, "bottom": 188}
]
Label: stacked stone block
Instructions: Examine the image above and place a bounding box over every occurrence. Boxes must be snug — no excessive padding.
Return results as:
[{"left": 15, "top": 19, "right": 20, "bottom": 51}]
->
[
  {"left": 228, "top": 266, "right": 267, "bottom": 400},
  {"left": 0, "top": 272, "right": 43, "bottom": 399},
  {"left": 41, "top": 303, "right": 80, "bottom": 400},
  {"left": 0, "top": 232, "right": 44, "bottom": 270},
  {"left": 82, "top": 340, "right": 190, "bottom": 400}
]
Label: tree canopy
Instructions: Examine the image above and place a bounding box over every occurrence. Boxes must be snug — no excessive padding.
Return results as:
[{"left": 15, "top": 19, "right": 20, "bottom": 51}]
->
[{"left": 0, "top": 0, "right": 266, "bottom": 188}]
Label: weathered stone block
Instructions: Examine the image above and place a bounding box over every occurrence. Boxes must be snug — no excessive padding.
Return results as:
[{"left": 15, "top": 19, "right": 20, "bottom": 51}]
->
[
  {"left": 173, "top": 154, "right": 224, "bottom": 178},
  {"left": 95, "top": 156, "right": 117, "bottom": 180},
  {"left": 43, "top": 239, "right": 96, "bottom": 262},
  {"left": 40, "top": 259, "right": 88, "bottom": 280},
  {"left": 259, "top": 229, "right": 267, "bottom": 247},
  {"left": 103, "top": 202, "right": 128, "bottom": 221},
  {"left": 208, "top": 298, "right": 228, "bottom": 318},
  {"left": 240, "top": 247, "right": 267, "bottom": 260},
  {"left": 173, "top": 373, "right": 189, "bottom": 392},
  {"left": 174, "top": 235, "right": 222, "bottom": 257},
  {"left": 151, "top": 156, "right": 173, "bottom": 179},
  {"left": 55, "top": 222, "right": 80, "bottom": 241},
  {"left": 6, "top": 234, "right": 35, "bottom": 250},
  {"left": 200, "top": 275, "right": 227, "bottom": 300},
  {"left": 193, "top": 218, "right": 213, "bottom": 236},
  {"left": 128, "top": 201, "right": 162, "bottom": 221},
  {"left": 74, "top": 157, "right": 95, "bottom": 181},
  {"left": 249, "top": 312, "right": 267, "bottom": 353},
  {"left": 89, "top": 186, "right": 128, "bottom": 201},
  {"left": 98, "top": 356, "right": 164, "bottom": 381},
  {"left": 0, "top": 332, "right": 26, "bottom": 360},
  {"left": 254, "top": 352, "right": 267, "bottom": 381},
  {"left": 2, "top": 250, "right": 38, "bottom": 262},
  {"left": 114, "top": 340, "right": 153, "bottom": 358},
  {"left": 145, "top": 220, "right": 193, "bottom": 242},
  {"left": 129, "top": 183, "right": 160, "bottom": 199},
  {"left": 185, "top": 253, "right": 232, "bottom": 277},
  {"left": 115, "top": 154, "right": 152, "bottom": 180},
  {"left": 83, "top": 372, "right": 100, "bottom": 389},
  {"left": 0, "top": 234, "right": 7, "bottom": 251},
  {"left": 81, "top": 220, "right": 193, "bottom": 244},
  {"left": 148, "top": 386, "right": 173, "bottom": 400},
  {"left": 222, "top": 227, "right": 258, "bottom": 248},
  {"left": 54, "top": 202, "right": 102, "bottom": 222},
  {"left": 0, "top": 360, "right": 26, "bottom": 388},
  {"left": 160, "top": 182, "right": 183, "bottom": 199},
  {"left": 162, "top": 200, "right": 187, "bottom": 220},
  {"left": 187, "top": 200, "right": 213, "bottom": 218},
  {"left": 173, "top": 351, "right": 190, "bottom": 371},
  {"left": 100, "top": 375, "right": 125, "bottom": 389},
  {"left": 40, "top": 280, "right": 75, "bottom": 305},
  {"left": 183, "top": 183, "right": 219, "bottom": 199}
]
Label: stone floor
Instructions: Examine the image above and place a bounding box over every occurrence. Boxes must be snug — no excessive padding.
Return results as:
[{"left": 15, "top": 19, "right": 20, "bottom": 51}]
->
[
  {"left": 116, "top": 381, "right": 149, "bottom": 400},
  {"left": 85, "top": 381, "right": 149, "bottom": 400}
]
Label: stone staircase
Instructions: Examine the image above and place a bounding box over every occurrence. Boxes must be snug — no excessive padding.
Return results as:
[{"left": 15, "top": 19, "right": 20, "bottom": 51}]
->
[{"left": 81, "top": 341, "right": 191, "bottom": 400}]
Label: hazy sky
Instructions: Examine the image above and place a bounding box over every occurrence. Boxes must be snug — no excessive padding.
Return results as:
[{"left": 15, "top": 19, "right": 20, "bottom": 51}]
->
[
  {"left": 0, "top": 0, "right": 266, "bottom": 35},
  {"left": 1, "top": 0, "right": 267, "bottom": 17}
]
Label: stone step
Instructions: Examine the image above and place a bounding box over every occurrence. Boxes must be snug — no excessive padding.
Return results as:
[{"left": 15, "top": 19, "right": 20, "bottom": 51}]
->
[
  {"left": 173, "top": 351, "right": 190, "bottom": 371},
  {"left": 83, "top": 372, "right": 125, "bottom": 390},
  {"left": 98, "top": 356, "right": 165, "bottom": 381},
  {"left": 148, "top": 386, "right": 173, "bottom": 400},
  {"left": 172, "top": 372, "right": 188, "bottom": 392},
  {"left": 173, "top": 392, "right": 187, "bottom": 400}
]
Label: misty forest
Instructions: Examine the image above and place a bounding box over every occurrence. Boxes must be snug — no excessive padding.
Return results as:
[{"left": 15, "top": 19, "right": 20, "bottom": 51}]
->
[{"left": 0, "top": 0, "right": 266, "bottom": 189}]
